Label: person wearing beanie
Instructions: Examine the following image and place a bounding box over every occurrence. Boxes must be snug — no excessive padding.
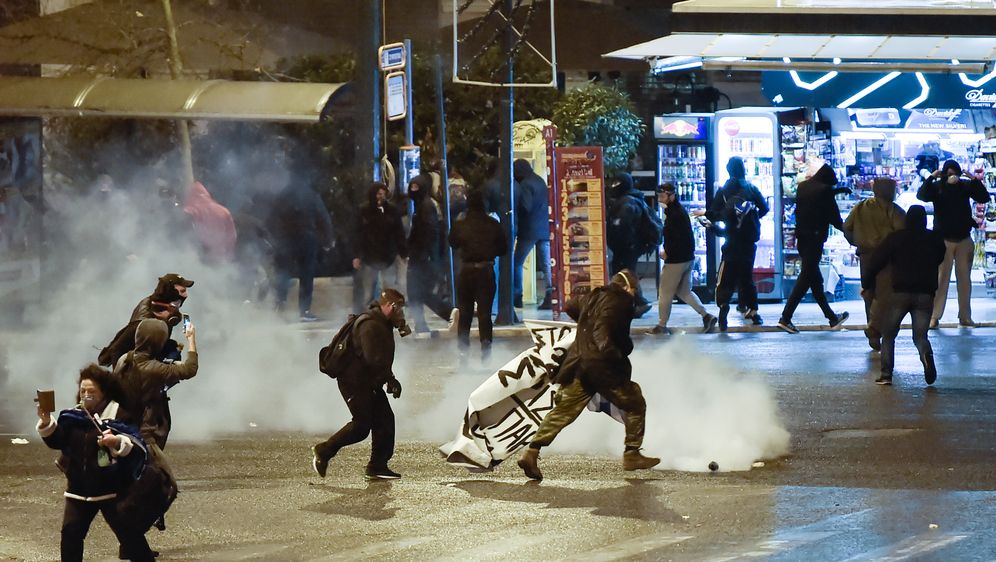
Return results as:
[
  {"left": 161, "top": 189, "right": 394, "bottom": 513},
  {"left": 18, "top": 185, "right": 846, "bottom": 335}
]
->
[
  {"left": 777, "top": 164, "right": 850, "bottom": 334},
  {"left": 652, "top": 183, "right": 717, "bottom": 335},
  {"left": 517, "top": 269, "right": 660, "bottom": 480},
  {"left": 448, "top": 188, "right": 508, "bottom": 359},
  {"left": 704, "top": 157, "right": 769, "bottom": 331},
  {"left": 406, "top": 174, "right": 458, "bottom": 335},
  {"left": 844, "top": 177, "right": 906, "bottom": 350},
  {"left": 861, "top": 206, "right": 946, "bottom": 386},
  {"left": 916, "top": 159, "right": 990, "bottom": 327}
]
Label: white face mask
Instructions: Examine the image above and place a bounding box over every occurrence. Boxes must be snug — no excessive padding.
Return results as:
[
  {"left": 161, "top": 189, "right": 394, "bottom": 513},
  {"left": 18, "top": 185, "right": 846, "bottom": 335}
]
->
[{"left": 947, "top": 174, "right": 960, "bottom": 185}]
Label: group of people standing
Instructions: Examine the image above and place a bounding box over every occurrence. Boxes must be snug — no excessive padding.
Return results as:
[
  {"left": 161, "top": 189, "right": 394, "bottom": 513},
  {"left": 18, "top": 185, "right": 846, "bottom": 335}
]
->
[
  {"left": 651, "top": 155, "right": 989, "bottom": 387},
  {"left": 37, "top": 274, "right": 200, "bottom": 561}
]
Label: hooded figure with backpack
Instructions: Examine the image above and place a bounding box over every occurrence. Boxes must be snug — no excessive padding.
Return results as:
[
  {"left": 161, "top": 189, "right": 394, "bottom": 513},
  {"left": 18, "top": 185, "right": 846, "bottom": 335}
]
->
[
  {"left": 606, "top": 173, "right": 660, "bottom": 316},
  {"left": 406, "top": 174, "right": 458, "bottom": 335},
  {"left": 312, "top": 289, "right": 409, "bottom": 480},
  {"left": 706, "top": 157, "right": 769, "bottom": 331}
]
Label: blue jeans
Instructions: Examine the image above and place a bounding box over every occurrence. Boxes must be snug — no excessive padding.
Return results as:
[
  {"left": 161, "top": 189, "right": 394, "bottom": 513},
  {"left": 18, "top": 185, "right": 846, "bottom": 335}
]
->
[{"left": 513, "top": 239, "right": 551, "bottom": 299}]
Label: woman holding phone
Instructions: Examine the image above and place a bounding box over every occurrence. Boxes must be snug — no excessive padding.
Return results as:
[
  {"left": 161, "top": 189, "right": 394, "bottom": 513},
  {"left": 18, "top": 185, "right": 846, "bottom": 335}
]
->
[{"left": 36, "top": 365, "right": 155, "bottom": 562}]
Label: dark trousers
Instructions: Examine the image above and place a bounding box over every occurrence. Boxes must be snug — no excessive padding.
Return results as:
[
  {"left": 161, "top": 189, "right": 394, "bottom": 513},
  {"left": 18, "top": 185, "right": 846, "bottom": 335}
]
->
[
  {"left": 316, "top": 379, "right": 395, "bottom": 470},
  {"left": 715, "top": 245, "right": 758, "bottom": 311},
  {"left": 457, "top": 263, "right": 497, "bottom": 349},
  {"left": 610, "top": 248, "right": 649, "bottom": 304},
  {"left": 61, "top": 499, "right": 154, "bottom": 562},
  {"left": 275, "top": 238, "right": 318, "bottom": 315},
  {"left": 781, "top": 234, "right": 835, "bottom": 322},
  {"left": 879, "top": 292, "right": 934, "bottom": 376},
  {"left": 407, "top": 259, "right": 451, "bottom": 330}
]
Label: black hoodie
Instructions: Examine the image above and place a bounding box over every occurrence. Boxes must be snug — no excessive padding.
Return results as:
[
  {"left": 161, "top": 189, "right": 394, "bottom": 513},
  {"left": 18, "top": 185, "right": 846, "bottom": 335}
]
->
[
  {"left": 355, "top": 184, "right": 407, "bottom": 266},
  {"left": 794, "top": 164, "right": 844, "bottom": 241},
  {"left": 407, "top": 174, "right": 444, "bottom": 261},
  {"left": 707, "top": 164, "right": 768, "bottom": 249},
  {"left": 916, "top": 159, "right": 990, "bottom": 241},
  {"left": 862, "top": 205, "right": 946, "bottom": 295},
  {"left": 513, "top": 159, "right": 550, "bottom": 241}
]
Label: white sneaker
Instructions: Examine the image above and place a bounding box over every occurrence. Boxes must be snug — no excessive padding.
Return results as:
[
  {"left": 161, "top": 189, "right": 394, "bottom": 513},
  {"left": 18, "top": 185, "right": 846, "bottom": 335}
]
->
[{"left": 448, "top": 307, "right": 460, "bottom": 332}]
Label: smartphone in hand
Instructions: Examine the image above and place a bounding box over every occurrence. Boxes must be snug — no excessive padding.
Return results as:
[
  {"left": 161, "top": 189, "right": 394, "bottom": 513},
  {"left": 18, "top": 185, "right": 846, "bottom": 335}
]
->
[{"left": 181, "top": 313, "right": 191, "bottom": 332}]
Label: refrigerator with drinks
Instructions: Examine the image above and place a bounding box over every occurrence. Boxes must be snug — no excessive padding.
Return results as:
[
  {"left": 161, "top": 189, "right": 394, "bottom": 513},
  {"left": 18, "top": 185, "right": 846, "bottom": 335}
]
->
[
  {"left": 712, "top": 107, "right": 806, "bottom": 301},
  {"left": 654, "top": 113, "right": 715, "bottom": 299}
]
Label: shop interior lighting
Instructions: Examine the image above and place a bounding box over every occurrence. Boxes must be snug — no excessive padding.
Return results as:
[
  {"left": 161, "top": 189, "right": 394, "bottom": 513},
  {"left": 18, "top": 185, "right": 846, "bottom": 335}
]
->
[
  {"left": 789, "top": 70, "right": 838, "bottom": 90},
  {"left": 652, "top": 55, "right": 704, "bottom": 73},
  {"left": 837, "top": 72, "right": 902, "bottom": 108}
]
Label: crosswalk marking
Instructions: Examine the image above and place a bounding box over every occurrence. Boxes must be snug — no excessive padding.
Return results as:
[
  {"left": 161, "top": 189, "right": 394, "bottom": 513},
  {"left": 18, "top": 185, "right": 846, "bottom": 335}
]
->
[
  {"left": 561, "top": 533, "right": 693, "bottom": 561},
  {"left": 840, "top": 532, "right": 970, "bottom": 562}
]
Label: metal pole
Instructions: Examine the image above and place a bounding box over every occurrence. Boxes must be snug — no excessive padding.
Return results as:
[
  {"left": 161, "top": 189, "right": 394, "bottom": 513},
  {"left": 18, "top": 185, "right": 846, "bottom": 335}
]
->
[
  {"left": 435, "top": 55, "right": 456, "bottom": 307},
  {"left": 367, "top": 1, "right": 383, "bottom": 182},
  {"left": 159, "top": 0, "right": 194, "bottom": 194},
  {"left": 495, "top": 0, "right": 517, "bottom": 325},
  {"left": 404, "top": 39, "right": 414, "bottom": 146}
]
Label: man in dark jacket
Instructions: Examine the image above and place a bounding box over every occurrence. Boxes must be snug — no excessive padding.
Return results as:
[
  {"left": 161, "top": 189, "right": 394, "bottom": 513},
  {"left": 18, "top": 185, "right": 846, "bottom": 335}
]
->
[
  {"left": 862, "top": 206, "right": 946, "bottom": 386},
  {"left": 269, "top": 182, "right": 335, "bottom": 321},
  {"left": 312, "top": 289, "right": 408, "bottom": 480},
  {"left": 449, "top": 188, "right": 508, "bottom": 358},
  {"left": 512, "top": 159, "right": 553, "bottom": 309},
  {"left": 652, "top": 183, "right": 717, "bottom": 335},
  {"left": 706, "top": 157, "right": 769, "bottom": 331},
  {"left": 606, "top": 173, "right": 658, "bottom": 316},
  {"left": 777, "top": 164, "right": 850, "bottom": 333},
  {"left": 406, "top": 174, "right": 457, "bottom": 334},
  {"left": 352, "top": 182, "right": 407, "bottom": 313},
  {"left": 517, "top": 270, "right": 660, "bottom": 480},
  {"left": 917, "top": 159, "right": 990, "bottom": 327}
]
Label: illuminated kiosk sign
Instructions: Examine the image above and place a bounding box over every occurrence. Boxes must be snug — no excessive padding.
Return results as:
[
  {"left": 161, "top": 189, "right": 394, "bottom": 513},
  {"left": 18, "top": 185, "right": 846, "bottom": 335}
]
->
[
  {"left": 762, "top": 70, "right": 996, "bottom": 110},
  {"left": 653, "top": 116, "right": 709, "bottom": 140}
]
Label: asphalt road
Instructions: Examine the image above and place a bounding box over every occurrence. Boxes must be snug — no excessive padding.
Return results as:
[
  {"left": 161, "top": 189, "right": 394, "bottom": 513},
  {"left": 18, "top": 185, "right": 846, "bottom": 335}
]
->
[{"left": 1, "top": 328, "right": 994, "bottom": 561}]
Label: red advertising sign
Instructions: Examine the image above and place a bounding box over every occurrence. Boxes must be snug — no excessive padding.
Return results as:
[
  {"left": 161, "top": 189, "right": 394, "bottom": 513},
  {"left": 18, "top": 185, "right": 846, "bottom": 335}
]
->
[{"left": 550, "top": 146, "right": 607, "bottom": 319}]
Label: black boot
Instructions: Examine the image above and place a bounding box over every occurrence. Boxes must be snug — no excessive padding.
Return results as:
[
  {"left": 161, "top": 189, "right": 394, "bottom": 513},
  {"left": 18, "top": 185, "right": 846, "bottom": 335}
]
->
[
  {"left": 537, "top": 291, "right": 553, "bottom": 310},
  {"left": 718, "top": 305, "right": 730, "bottom": 332}
]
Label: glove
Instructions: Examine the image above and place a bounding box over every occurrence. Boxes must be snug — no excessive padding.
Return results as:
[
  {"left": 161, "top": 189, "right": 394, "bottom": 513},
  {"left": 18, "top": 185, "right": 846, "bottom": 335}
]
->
[{"left": 385, "top": 378, "right": 402, "bottom": 399}]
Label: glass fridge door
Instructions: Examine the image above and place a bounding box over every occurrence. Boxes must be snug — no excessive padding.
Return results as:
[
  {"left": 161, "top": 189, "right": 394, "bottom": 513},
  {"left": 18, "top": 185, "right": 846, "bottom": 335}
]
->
[
  {"left": 714, "top": 113, "right": 781, "bottom": 299},
  {"left": 658, "top": 143, "right": 709, "bottom": 288}
]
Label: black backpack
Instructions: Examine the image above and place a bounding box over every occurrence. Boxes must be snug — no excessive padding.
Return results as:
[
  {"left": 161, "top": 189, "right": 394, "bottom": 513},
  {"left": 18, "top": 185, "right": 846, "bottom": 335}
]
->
[
  {"left": 634, "top": 196, "right": 663, "bottom": 254},
  {"left": 318, "top": 313, "right": 368, "bottom": 378}
]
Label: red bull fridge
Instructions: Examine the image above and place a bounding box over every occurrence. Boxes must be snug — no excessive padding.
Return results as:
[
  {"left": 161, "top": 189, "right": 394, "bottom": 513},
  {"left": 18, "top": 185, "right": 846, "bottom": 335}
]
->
[{"left": 654, "top": 113, "right": 716, "bottom": 300}]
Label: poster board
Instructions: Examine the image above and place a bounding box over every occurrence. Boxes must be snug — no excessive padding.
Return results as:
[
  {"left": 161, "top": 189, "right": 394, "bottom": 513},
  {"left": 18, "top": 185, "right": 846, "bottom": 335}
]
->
[{"left": 550, "top": 146, "right": 606, "bottom": 320}]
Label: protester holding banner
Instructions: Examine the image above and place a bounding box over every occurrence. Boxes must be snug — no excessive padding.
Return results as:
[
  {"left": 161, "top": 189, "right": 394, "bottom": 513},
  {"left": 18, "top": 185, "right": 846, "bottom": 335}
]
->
[{"left": 518, "top": 270, "right": 660, "bottom": 480}]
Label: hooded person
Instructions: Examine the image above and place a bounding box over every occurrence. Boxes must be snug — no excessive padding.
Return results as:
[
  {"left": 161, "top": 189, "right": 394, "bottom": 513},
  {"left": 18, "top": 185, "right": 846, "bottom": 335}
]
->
[
  {"left": 352, "top": 182, "right": 407, "bottom": 313},
  {"left": 844, "top": 178, "right": 907, "bottom": 350},
  {"left": 916, "top": 159, "right": 990, "bottom": 327},
  {"left": 861, "top": 206, "right": 946, "bottom": 386},
  {"left": 511, "top": 159, "right": 553, "bottom": 309},
  {"left": 517, "top": 270, "right": 660, "bottom": 481},
  {"left": 98, "top": 274, "right": 194, "bottom": 368},
  {"left": 706, "top": 157, "right": 769, "bottom": 330},
  {"left": 777, "top": 164, "right": 850, "bottom": 333},
  {"left": 405, "top": 173, "right": 457, "bottom": 334},
  {"left": 182, "top": 181, "right": 237, "bottom": 262},
  {"left": 606, "top": 173, "right": 657, "bottom": 316}
]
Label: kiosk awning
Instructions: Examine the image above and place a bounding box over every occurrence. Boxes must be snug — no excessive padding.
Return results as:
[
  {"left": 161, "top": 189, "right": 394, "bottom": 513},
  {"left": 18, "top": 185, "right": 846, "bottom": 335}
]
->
[
  {"left": 604, "top": 33, "right": 994, "bottom": 74},
  {"left": 0, "top": 76, "right": 350, "bottom": 122}
]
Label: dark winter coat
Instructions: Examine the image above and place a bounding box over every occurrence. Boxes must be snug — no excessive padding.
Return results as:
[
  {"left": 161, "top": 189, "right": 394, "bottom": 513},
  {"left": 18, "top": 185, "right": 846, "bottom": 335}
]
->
[
  {"left": 39, "top": 402, "right": 146, "bottom": 501},
  {"left": 607, "top": 173, "right": 658, "bottom": 254},
  {"left": 662, "top": 199, "right": 695, "bottom": 264},
  {"left": 342, "top": 305, "right": 396, "bottom": 388},
  {"left": 794, "top": 164, "right": 844, "bottom": 241},
  {"left": 707, "top": 178, "right": 768, "bottom": 250},
  {"left": 355, "top": 185, "right": 407, "bottom": 266},
  {"left": 114, "top": 319, "right": 198, "bottom": 449},
  {"left": 267, "top": 184, "right": 334, "bottom": 248},
  {"left": 513, "top": 160, "right": 550, "bottom": 241},
  {"left": 560, "top": 283, "right": 635, "bottom": 388},
  {"left": 916, "top": 160, "right": 990, "bottom": 241},
  {"left": 407, "top": 175, "right": 444, "bottom": 262},
  {"left": 449, "top": 202, "right": 508, "bottom": 264},
  {"left": 862, "top": 206, "right": 946, "bottom": 295}
]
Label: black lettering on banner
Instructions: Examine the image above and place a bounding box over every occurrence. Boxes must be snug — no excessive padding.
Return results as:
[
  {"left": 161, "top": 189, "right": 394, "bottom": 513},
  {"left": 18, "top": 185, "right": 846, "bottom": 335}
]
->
[{"left": 497, "top": 353, "right": 547, "bottom": 387}]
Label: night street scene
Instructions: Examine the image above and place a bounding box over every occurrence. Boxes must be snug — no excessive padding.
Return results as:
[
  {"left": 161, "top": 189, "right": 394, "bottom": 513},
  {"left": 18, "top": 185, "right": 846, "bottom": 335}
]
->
[{"left": 1, "top": 1, "right": 996, "bottom": 561}]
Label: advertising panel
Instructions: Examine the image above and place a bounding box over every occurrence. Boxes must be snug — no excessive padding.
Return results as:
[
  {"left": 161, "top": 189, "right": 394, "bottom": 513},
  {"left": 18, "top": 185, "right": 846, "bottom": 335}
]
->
[{"left": 551, "top": 146, "right": 606, "bottom": 320}]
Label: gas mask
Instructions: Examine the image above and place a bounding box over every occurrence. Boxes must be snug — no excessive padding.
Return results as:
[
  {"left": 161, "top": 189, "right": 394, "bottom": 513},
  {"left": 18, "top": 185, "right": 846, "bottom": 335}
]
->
[
  {"left": 151, "top": 301, "right": 181, "bottom": 327},
  {"left": 389, "top": 303, "right": 412, "bottom": 337},
  {"left": 947, "top": 174, "right": 960, "bottom": 185}
]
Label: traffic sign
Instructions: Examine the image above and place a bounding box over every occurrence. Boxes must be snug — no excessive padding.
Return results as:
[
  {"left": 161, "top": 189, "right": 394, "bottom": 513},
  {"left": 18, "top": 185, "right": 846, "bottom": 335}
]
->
[
  {"left": 379, "top": 43, "right": 406, "bottom": 71},
  {"left": 385, "top": 71, "right": 407, "bottom": 121}
]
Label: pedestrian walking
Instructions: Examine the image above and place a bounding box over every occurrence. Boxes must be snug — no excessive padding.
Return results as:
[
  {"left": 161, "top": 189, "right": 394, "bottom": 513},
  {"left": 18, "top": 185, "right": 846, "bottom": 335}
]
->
[
  {"left": 512, "top": 159, "right": 553, "bottom": 310},
  {"left": 843, "top": 178, "right": 906, "bottom": 350},
  {"left": 449, "top": 189, "right": 508, "bottom": 359},
  {"left": 651, "top": 183, "right": 717, "bottom": 335},
  {"left": 517, "top": 270, "right": 660, "bottom": 481},
  {"left": 406, "top": 174, "right": 458, "bottom": 335},
  {"left": 36, "top": 365, "right": 156, "bottom": 562},
  {"left": 312, "top": 289, "right": 409, "bottom": 480},
  {"left": 916, "top": 159, "right": 990, "bottom": 327},
  {"left": 861, "top": 206, "right": 946, "bottom": 386},
  {"left": 352, "top": 182, "right": 407, "bottom": 313},
  {"left": 777, "top": 164, "right": 850, "bottom": 334},
  {"left": 706, "top": 157, "right": 769, "bottom": 331}
]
